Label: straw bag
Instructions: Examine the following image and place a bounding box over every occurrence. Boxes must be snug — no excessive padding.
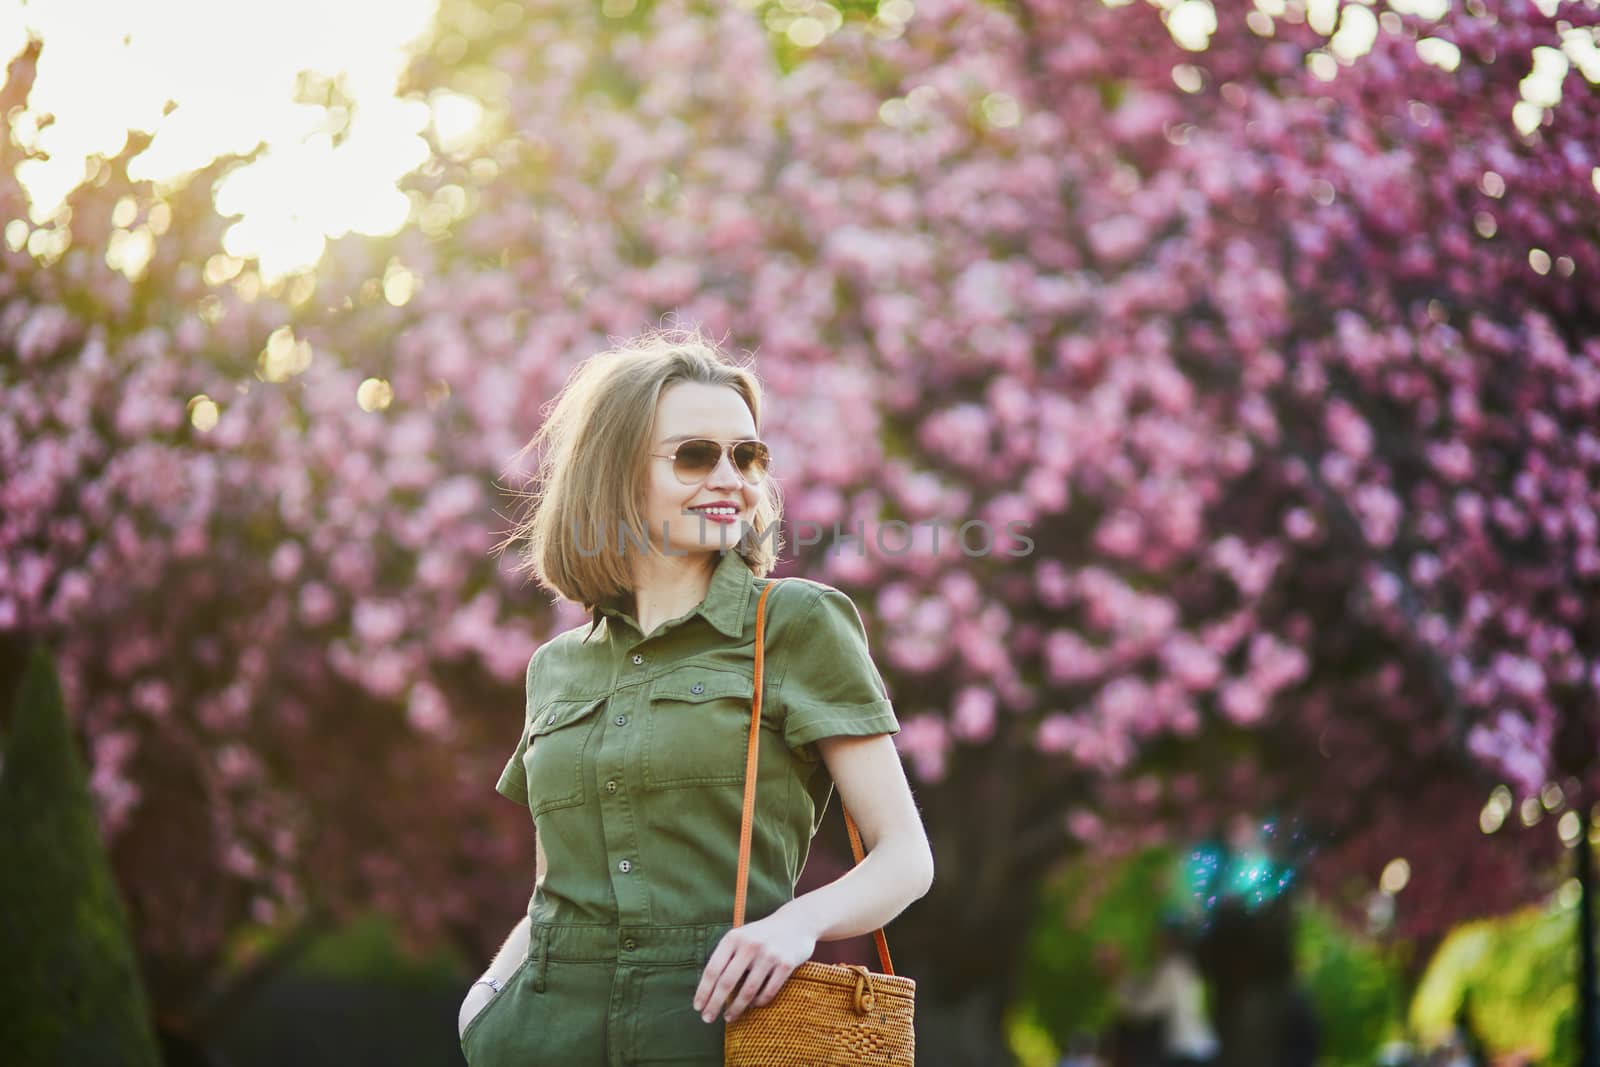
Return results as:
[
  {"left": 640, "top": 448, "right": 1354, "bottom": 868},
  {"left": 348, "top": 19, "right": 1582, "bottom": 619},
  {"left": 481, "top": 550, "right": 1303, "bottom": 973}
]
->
[{"left": 721, "top": 580, "right": 916, "bottom": 1066}]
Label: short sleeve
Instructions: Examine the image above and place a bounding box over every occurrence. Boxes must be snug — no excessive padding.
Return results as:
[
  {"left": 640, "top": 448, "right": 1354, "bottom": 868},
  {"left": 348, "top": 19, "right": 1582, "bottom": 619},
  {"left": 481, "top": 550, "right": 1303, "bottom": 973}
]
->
[
  {"left": 494, "top": 651, "right": 536, "bottom": 806},
  {"left": 776, "top": 587, "right": 900, "bottom": 758}
]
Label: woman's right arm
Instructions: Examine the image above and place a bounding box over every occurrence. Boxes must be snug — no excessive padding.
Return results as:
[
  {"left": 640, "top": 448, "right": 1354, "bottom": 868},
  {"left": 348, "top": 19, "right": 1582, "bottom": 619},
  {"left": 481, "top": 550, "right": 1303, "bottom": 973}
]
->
[
  {"left": 460, "top": 833, "right": 545, "bottom": 1036},
  {"left": 459, "top": 913, "right": 533, "bottom": 1038}
]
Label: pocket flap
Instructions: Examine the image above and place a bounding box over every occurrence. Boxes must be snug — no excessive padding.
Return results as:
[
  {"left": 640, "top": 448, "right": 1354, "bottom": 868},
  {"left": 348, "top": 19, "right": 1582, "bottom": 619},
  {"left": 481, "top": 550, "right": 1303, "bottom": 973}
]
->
[
  {"left": 649, "top": 670, "right": 753, "bottom": 704},
  {"left": 527, "top": 695, "right": 608, "bottom": 737}
]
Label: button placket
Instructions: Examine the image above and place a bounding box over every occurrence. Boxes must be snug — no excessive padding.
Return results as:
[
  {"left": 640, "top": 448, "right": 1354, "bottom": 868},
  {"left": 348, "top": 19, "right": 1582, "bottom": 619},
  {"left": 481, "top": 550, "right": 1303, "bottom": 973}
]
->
[
  {"left": 598, "top": 685, "right": 647, "bottom": 927},
  {"left": 596, "top": 691, "right": 627, "bottom": 837}
]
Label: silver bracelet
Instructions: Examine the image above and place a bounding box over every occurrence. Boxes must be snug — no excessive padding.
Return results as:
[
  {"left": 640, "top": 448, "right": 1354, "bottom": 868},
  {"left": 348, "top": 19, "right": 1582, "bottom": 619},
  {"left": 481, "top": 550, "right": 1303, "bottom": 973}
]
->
[{"left": 472, "top": 976, "right": 503, "bottom": 994}]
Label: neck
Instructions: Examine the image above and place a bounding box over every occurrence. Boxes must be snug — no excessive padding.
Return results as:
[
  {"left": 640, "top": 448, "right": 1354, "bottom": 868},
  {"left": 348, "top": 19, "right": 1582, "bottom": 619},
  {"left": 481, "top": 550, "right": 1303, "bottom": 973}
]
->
[{"left": 626, "top": 550, "right": 720, "bottom": 635}]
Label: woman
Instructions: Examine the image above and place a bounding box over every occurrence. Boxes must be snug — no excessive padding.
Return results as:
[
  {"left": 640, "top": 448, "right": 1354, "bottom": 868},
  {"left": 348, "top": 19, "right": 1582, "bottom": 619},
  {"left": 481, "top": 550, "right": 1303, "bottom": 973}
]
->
[{"left": 458, "top": 328, "right": 936, "bottom": 1065}]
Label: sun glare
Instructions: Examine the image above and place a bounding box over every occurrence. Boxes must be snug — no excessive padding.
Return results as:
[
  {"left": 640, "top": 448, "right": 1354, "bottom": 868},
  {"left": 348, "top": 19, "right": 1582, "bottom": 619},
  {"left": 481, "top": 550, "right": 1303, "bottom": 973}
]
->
[{"left": 1, "top": 0, "right": 449, "bottom": 282}]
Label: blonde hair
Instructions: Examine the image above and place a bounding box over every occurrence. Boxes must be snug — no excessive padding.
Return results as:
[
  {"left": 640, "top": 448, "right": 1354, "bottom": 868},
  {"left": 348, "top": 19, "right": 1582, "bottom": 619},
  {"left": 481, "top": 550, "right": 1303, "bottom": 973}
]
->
[{"left": 496, "top": 325, "right": 785, "bottom": 631}]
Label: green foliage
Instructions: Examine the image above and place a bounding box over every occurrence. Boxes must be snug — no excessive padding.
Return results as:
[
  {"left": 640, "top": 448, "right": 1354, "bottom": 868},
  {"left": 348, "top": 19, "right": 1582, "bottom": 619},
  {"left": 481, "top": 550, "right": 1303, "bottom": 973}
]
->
[
  {"left": 1015, "top": 845, "right": 1413, "bottom": 1066},
  {"left": 1005, "top": 1001, "right": 1065, "bottom": 1067},
  {"left": 290, "top": 912, "right": 468, "bottom": 987},
  {"left": 1295, "top": 902, "right": 1408, "bottom": 1065},
  {"left": 1015, "top": 846, "right": 1180, "bottom": 1045},
  {"left": 1410, "top": 901, "right": 1579, "bottom": 1061},
  {"left": 0, "top": 646, "right": 162, "bottom": 1065}
]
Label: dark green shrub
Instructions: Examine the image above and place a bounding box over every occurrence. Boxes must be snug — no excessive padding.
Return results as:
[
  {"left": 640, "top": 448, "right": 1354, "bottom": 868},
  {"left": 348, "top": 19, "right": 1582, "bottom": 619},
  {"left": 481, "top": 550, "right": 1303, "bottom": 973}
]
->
[{"left": 0, "top": 645, "right": 162, "bottom": 1065}]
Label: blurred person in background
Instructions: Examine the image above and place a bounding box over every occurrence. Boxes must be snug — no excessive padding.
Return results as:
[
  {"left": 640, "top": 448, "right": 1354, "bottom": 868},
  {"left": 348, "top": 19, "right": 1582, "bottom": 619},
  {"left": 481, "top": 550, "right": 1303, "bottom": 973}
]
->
[
  {"left": 1094, "top": 943, "right": 1163, "bottom": 1067},
  {"left": 1113, "top": 917, "right": 1219, "bottom": 1067},
  {"left": 1057, "top": 1028, "right": 1104, "bottom": 1067},
  {"left": 1197, "top": 897, "right": 1319, "bottom": 1067}
]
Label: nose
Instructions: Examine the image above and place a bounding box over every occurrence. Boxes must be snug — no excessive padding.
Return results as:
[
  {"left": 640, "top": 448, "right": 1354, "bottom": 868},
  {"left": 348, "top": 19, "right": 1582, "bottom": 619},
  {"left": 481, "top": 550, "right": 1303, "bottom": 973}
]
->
[{"left": 705, "top": 448, "right": 746, "bottom": 489}]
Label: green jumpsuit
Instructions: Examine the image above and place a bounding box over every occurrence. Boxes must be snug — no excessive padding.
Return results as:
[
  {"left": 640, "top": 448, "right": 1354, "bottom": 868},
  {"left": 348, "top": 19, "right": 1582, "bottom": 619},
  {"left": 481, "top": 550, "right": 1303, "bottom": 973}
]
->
[{"left": 460, "top": 548, "right": 902, "bottom": 1066}]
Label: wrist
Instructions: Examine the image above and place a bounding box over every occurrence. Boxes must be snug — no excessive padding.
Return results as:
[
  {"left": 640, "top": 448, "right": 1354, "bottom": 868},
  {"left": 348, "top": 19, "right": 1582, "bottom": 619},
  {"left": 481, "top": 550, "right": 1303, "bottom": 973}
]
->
[{"left": 776, "top": 894, "right": 826, "bottom": 942}]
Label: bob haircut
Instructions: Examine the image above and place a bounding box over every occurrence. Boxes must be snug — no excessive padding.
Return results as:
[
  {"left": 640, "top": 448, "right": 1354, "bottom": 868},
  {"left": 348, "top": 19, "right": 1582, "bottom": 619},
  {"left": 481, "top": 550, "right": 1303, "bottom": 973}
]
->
[{"left": 498, "top": 325, "right": 786, "bottom": 638}]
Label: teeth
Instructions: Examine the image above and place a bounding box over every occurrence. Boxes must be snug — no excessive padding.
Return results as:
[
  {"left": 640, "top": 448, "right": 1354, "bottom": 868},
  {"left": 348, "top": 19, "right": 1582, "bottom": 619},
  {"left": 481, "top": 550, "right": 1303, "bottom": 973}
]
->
[{"left": 691, "top": 507, "right": 738, "bottom": 515}]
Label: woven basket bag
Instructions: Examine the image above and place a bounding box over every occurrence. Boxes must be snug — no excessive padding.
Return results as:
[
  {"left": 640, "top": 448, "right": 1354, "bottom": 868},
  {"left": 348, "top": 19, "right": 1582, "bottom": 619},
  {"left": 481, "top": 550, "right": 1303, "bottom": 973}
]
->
[{"left": 722, "top": 579, "right": 916, "bottom": 1066}]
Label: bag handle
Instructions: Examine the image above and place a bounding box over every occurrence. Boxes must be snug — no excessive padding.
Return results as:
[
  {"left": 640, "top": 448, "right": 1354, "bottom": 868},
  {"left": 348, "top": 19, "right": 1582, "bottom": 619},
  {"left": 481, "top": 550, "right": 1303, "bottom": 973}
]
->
[{"left": 730, "top": 580, "right": 896, "bottom": 977}]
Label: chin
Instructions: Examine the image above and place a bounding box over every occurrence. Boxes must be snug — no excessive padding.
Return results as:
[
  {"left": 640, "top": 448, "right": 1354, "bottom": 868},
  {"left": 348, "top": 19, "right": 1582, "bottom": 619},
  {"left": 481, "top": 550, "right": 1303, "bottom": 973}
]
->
[
  {"left": 695, "top": 527, "right": 745, "bottom": 552},
  {"left": 657, "top": 527, "right": 739, "bottom": 555}
]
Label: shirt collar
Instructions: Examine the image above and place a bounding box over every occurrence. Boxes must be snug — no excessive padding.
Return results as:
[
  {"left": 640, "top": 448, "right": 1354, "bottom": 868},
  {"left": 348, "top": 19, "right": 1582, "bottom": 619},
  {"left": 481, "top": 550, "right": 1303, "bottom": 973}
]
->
[{"left": 587, "top": 549, "right": 753, "bottom": 642}]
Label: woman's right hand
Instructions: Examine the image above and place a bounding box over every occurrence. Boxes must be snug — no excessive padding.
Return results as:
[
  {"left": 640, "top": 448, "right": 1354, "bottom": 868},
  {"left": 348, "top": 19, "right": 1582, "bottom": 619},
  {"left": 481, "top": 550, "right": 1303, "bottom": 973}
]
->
[{"left": 458, "top": 981, "right": 498, "bottom": 1040}]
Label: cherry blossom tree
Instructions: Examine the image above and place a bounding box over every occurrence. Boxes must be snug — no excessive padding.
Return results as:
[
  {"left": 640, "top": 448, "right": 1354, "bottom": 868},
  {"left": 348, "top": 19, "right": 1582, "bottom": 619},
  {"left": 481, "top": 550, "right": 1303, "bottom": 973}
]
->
[
  {"left": 0, "top": 38, "right": 553, "bottom": 1041},
  {"left": 4, "top": 0, "right": 1599, "bottom": 1060}
]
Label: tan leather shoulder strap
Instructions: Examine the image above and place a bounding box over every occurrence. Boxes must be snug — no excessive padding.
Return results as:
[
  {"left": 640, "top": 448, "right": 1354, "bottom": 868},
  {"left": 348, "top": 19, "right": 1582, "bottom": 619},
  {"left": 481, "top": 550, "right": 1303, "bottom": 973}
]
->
[
  {"left": 729, "top": 582, "right": 772, "bottom": 932},
  {"left": 731, "top": 580, "right": 895, "bottom": 976}
]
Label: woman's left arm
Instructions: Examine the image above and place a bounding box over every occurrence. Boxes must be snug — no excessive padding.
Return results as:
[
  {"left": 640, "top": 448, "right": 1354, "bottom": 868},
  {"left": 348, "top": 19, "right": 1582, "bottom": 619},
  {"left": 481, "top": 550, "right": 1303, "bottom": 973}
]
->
[
  {"left": 694, "top": 732, "right": 934, "bottom": 1024},
  {"left": 777, "top": 732, "right": 935, "bottom": 939}
]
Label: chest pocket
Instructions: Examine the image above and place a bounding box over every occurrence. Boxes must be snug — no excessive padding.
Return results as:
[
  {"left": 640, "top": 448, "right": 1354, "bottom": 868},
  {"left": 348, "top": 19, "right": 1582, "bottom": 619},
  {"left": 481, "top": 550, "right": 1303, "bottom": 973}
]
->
[
  {"left": 522, "top": 695, "right": 608, "bottom": 815},
  {"left": 643, "top": 668, "right": 757, "bottom": 791}
]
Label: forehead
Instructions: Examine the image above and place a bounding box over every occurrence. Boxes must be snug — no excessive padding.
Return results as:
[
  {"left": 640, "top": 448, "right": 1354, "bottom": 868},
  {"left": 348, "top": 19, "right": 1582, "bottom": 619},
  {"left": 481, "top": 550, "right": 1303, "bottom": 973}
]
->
[{"left": 653, "top": 381, "right": 756, "bottom": 442}]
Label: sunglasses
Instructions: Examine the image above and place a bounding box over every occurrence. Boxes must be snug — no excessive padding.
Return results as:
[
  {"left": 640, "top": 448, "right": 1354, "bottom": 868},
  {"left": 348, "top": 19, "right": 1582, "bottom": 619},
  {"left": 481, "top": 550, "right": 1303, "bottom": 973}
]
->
[{"left": 648, "top": 438, "right": 772, "bottom": 486}]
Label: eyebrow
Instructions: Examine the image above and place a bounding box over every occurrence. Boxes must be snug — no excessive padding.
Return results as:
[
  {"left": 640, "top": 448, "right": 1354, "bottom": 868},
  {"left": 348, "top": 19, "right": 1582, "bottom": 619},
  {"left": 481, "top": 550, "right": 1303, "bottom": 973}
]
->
[{"left": 661, "top": 433, "right": 758, "bottom": 443}]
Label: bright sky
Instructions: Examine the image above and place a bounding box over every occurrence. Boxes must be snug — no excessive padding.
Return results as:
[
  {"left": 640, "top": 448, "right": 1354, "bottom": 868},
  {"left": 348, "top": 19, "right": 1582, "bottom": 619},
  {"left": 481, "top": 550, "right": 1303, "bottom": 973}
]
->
[{"left": 0, "top": 0, "right": 487, "bottom": 281}]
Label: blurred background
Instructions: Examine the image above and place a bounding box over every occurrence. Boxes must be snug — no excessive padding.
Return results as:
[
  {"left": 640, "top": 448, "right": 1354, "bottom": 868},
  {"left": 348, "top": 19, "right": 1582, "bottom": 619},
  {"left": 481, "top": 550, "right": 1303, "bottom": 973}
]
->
[{"left": 2, "top": 0, "right": 1598, "bottom": 1063}]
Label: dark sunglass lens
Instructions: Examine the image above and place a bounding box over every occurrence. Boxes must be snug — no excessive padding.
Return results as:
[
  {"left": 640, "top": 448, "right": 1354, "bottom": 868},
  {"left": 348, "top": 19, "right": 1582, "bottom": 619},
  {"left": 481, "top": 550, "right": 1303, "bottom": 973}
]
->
[
  {"left": 674, "top": 440, "right": 722, "bottom": 480},
  {"left": 733, "top": 442, "right": 769, "bottom": 481}
]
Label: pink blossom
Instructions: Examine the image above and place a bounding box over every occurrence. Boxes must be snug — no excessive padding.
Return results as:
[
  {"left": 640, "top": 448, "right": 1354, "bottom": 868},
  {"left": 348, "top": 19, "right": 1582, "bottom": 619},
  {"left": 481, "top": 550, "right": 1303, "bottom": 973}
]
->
[
  {"left": 16, "top": 305, "right": 75, "bottom": 363},
  {"left": 353, "top": 597, "right": 408, "bottom": 647},
  {"left": 1098, "top": 677, "right": 1153, "bottom": 736},
  {"left": 1355, "top": 484, "right": 1401, "bottom": 548},
  {"left": 1035, "top": 712, "right": 1077, "bottom": 755},
  {"left": 916, "top": 405, "right": 992, "bottom": 472},
  {"left": 1094, "top": 509, "right": 1144, "bottom": 558},
  {"left": 1325, "top": 400, "right": 1374, "bottom": 460},
  {"left": 1022, "top": 466, "right": 1070, "bottom": 513},
  {"left": 892, "top": 715, "right": 950, "bottom": 783},
  {"left": 1033, "top": 560, "right": 1073, "bottom": 609},
  {"left": 270, "top": 541, "right": 304, "bottom": 582},
  {"left": 407, "top": 680, "right": 455, "bottom": 738},
  {"left": 131, "top": 679, "right": 174, "bottom": 720},
  {"left": 950, "top": 686, "right": 997, "bottom": 743},
  {"left": 1491, "top": 652, "right": 1546, "bottom": 700},
  {"left": 1066, "top": 808, "right": 1104, "bottom": 842},
  {"left": 1248, "top": 633, "right": 1309, "bottom": 693},
  {"left": 297, "top": 583, "right": 339, "bottom": 627},
  {"left": 1162, "top": 635, "right": 1222, "bottom": 691},
  {"left": 217, "top": 744, "right": 263, "bottom": 787},
  {"left": 1284, "top": 508, "right": 1318, "bottom": 541},
  {"left": 1087, "top": 216, "right": 1147, "bottom": 265},
  {"left": 1044, "top": 630, "right": 1102, "bottom": 684},
  {"left": 1219, "top": 680, "right": 1270, "bottom": 725}
]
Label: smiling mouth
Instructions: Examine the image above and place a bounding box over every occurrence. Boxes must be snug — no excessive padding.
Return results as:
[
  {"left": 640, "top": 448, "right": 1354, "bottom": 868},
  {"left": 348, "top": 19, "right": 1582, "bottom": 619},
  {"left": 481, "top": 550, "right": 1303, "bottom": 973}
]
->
[{"left": 684, "top": 507, "right": 741, "bottom": 517}]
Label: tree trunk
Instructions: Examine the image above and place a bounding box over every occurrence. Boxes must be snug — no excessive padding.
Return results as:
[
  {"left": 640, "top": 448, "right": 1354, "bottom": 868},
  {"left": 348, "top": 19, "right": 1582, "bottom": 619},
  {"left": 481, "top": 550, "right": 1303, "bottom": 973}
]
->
[
  {"left": 890, "top": 879, "right": 1042, "bottom": 1067},
  {"left": 912, "top": 977, "right": 1019, "bottom": 1067}
]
